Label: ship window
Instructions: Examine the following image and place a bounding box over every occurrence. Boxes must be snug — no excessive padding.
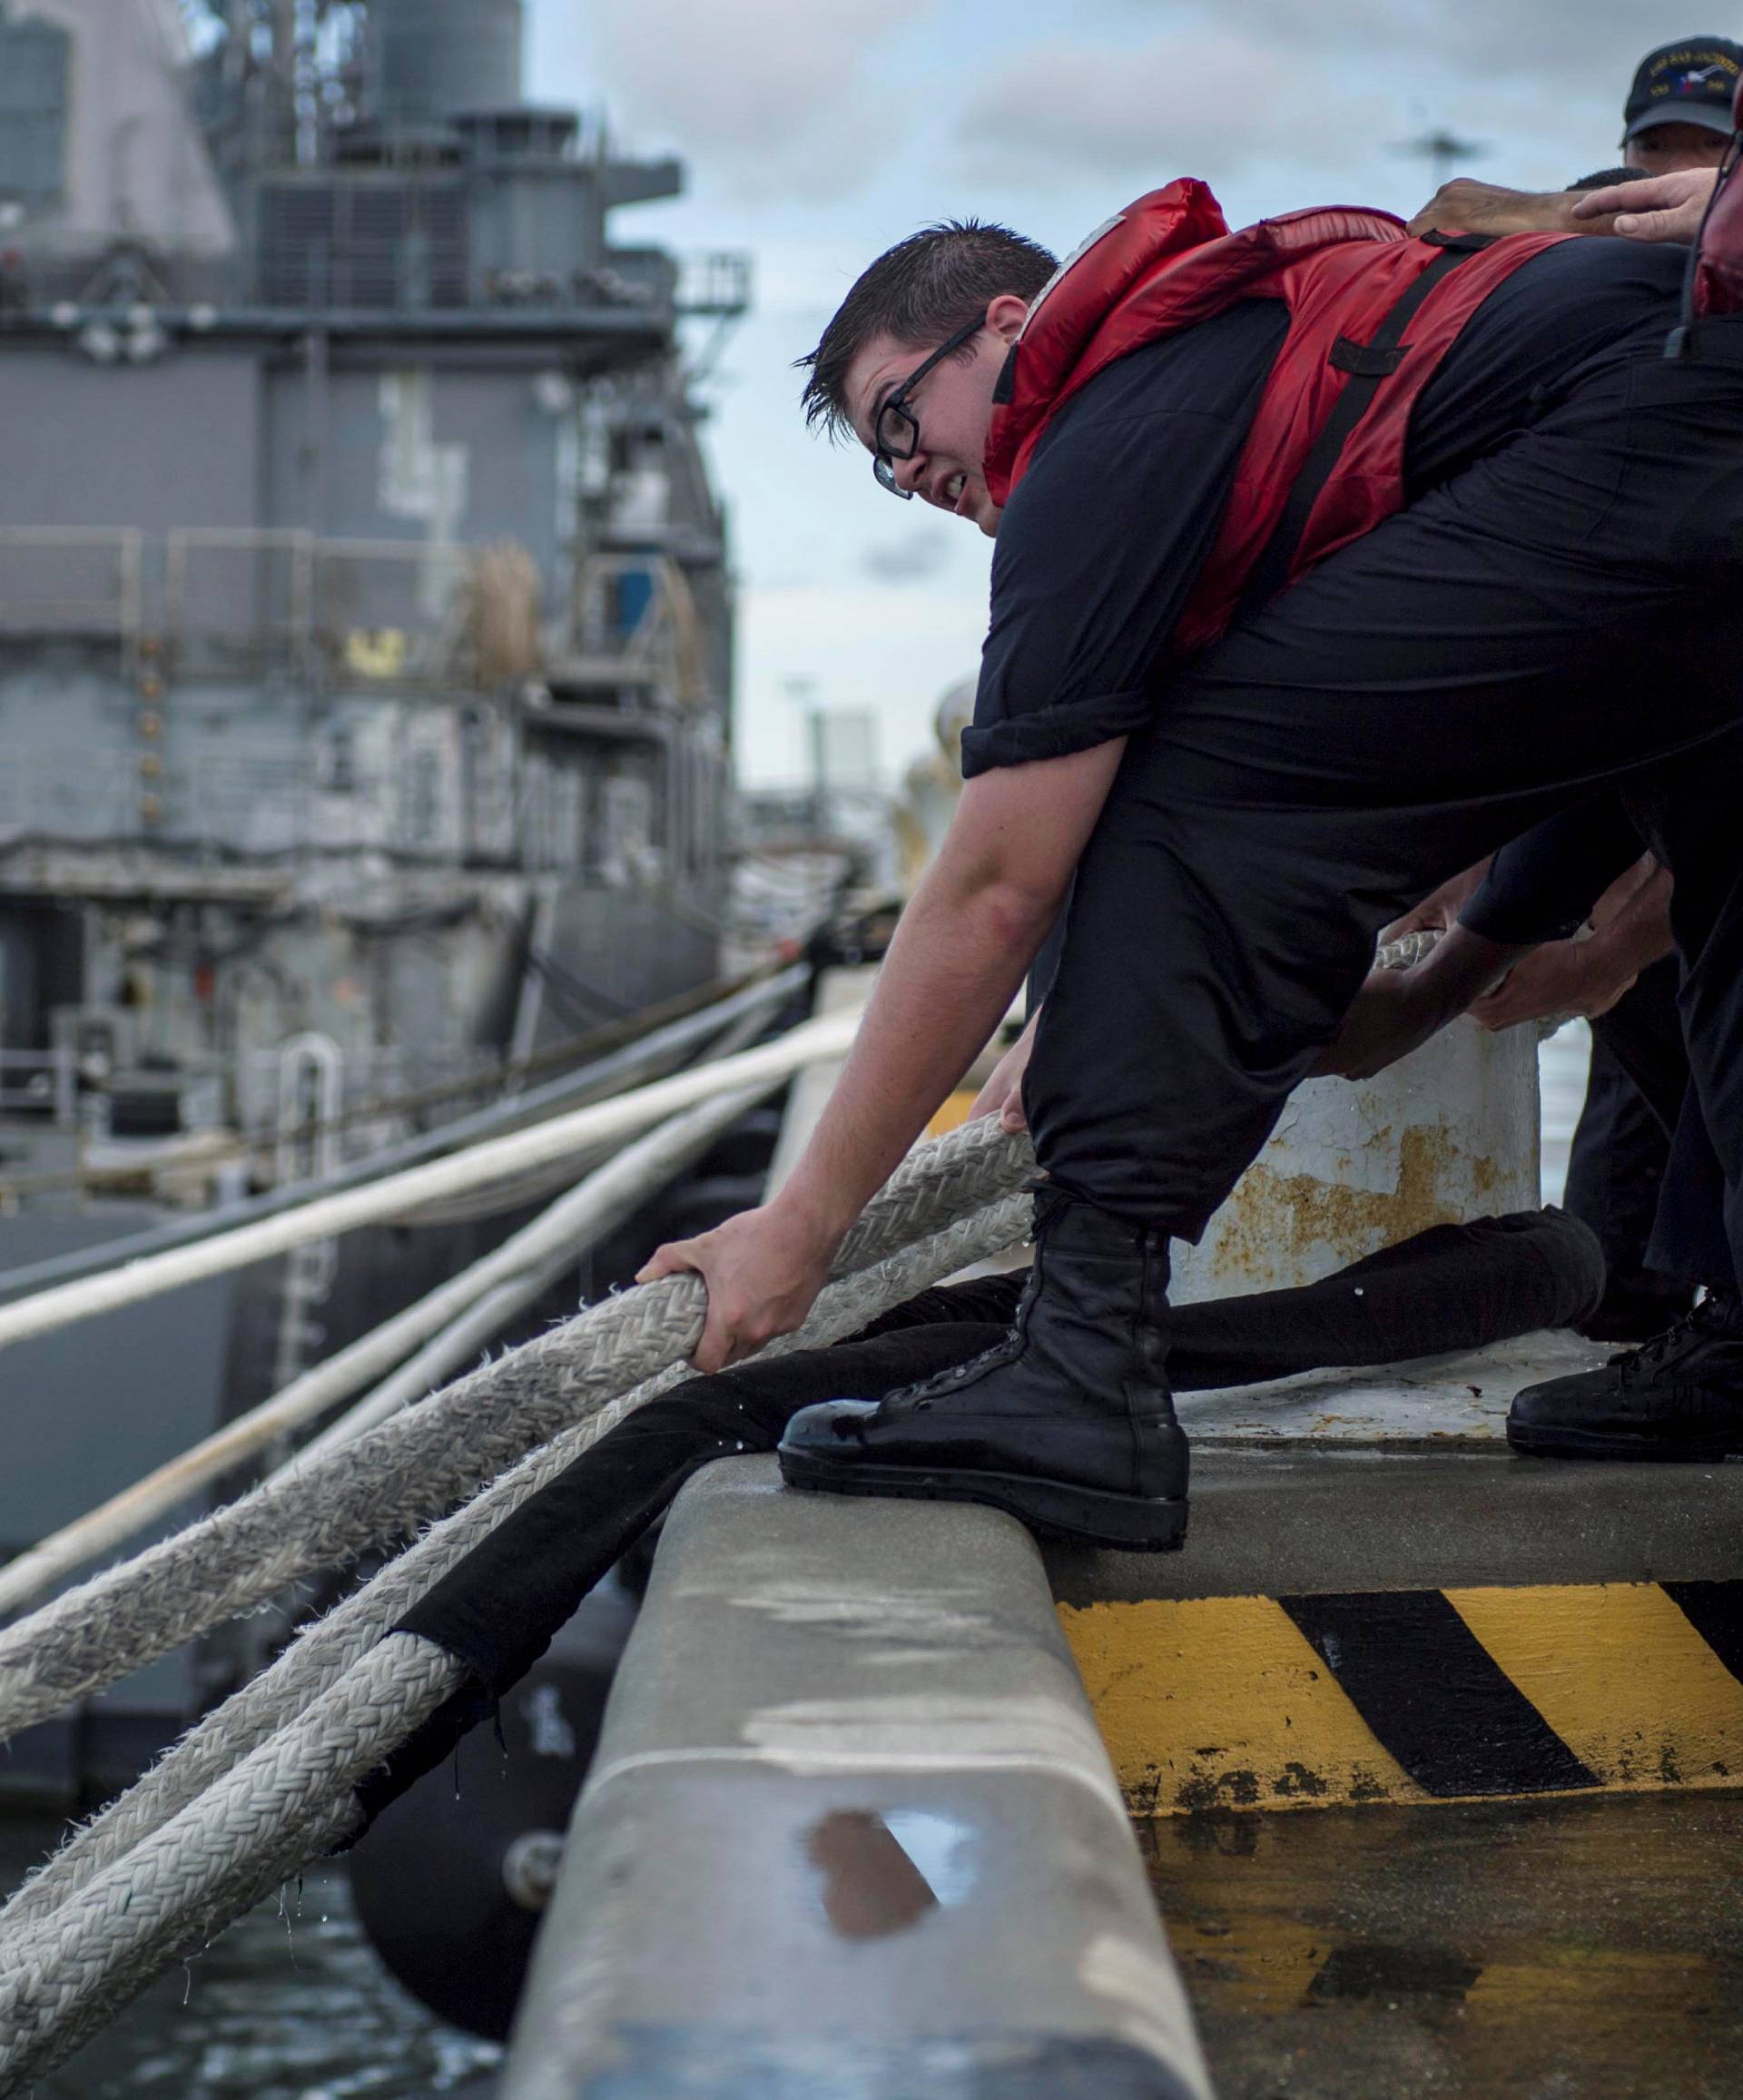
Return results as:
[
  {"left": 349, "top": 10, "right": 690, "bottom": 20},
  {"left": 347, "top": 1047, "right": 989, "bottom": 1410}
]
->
[
  {"left": 404, "top": 747, "right": 441, "bottom": 845},
  {"left": 0, "top": 17, "right": 69, "bottom": 216}
]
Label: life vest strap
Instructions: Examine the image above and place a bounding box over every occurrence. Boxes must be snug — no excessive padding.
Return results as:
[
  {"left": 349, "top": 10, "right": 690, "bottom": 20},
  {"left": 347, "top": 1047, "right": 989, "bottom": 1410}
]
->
[{"left": 1236, "top": 233, "right": 1499, "bottom": 620}]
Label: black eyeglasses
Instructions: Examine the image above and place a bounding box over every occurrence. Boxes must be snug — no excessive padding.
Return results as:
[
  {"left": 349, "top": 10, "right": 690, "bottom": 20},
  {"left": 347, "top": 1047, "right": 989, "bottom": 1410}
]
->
[{"left": 871, "top": 317, "right": 984, "bottom": 498}]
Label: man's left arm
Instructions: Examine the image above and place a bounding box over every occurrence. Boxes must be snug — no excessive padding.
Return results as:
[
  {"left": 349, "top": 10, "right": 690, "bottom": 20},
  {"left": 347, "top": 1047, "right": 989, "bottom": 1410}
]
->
[
  {"left": 637, "top": 738, "right": 1127, "bottom": 1371},
  {"left": 641, "top": 305, "right": 1287, "bottom": 1369}
]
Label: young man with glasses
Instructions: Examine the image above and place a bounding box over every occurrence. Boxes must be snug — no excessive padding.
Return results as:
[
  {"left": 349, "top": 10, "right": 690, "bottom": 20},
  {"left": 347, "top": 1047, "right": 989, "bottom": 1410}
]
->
[{"left": 636, "top": 177, "right": 1743, "bottom": 1551}]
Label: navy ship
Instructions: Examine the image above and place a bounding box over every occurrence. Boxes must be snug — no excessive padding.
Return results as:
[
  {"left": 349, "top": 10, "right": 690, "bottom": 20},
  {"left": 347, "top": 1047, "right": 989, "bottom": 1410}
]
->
[{"left": 0, "top": 0, "right": 753, "bottom": 1794}]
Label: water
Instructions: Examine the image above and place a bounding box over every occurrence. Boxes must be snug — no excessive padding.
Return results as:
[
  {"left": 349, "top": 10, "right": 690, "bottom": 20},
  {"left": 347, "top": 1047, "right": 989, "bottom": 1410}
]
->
[{"left": 0, "top": 1817, "right": 500, "bottom": 2099}]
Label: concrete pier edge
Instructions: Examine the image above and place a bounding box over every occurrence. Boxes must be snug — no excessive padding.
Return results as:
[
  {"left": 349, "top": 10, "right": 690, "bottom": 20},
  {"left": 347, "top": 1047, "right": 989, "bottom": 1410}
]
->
[{"left": 500, "top": 1454, "right": 1215, "bottom": 2099}]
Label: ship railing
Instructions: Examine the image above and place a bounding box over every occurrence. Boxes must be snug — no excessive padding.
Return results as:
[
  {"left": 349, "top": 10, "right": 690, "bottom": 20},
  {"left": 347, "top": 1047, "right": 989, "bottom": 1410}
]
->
[
  {"left": 0, "top": 1048, "right": 79, "bottom": 1128},
  {"left": 162, "top": 529, "right": 479, "bottom": 691},
  {"left": 164, "top": 529, "right": 317, "bottom": 681},
  {"left": 0, "top": 528, "right": 688, "bottom": 701},
  {"left": 237, "top": 1042, "right": 506, "bottom": 1164},
  {"left": 313, "top": 538, "right": 474, "bottom": 689},
  {"left": 565, "top": 552, "right": 705, "bottom": 708},
  {"left": 0, "top": 528, "right": 143, "bottom": 675},
  {"left": 676, "top": 250, "right": 753, "bottom": 318}
]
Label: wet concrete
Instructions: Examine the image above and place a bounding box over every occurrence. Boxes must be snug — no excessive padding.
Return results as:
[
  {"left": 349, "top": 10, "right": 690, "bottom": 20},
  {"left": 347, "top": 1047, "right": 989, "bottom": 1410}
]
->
[
  {"left": 0, "top": 1816, "right": 499, "bottom": 2099},
  {"left": 1147, "top": 1788, "right": 1743, "bottom": 2098}
]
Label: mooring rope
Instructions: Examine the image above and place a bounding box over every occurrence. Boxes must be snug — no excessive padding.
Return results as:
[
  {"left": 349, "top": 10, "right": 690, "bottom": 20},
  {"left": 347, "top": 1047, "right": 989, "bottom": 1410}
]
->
[
  {"left": 0, "top": 1117, "right": 1037, "bottom": 2083},
  {"left": 0, "top": 1117, "right": 1031, "bottom": 1741},
  {"left": 0, "top": 1184, "right": 1031, "bottom": 1949},
  {"left": 0, "top": 1635, "right": 458, "bottom": 2094},
  {"left": 0, "top": 930, "right": 1469, "bottom": 2084}
]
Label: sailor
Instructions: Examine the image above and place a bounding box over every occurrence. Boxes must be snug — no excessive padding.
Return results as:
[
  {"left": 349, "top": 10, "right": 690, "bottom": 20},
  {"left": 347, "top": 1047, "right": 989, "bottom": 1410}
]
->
[
  {"left": 1378, "top": 94, "right": 1738, "bottom": 1352},
  {"left": 1329, "top": 54, "right": 1743, "bottom": 1438},
  {"left": 1323, "top": 744, "right": 1743, "bottom": 1464},
  {"left": 1407, "top": 34, "right": 1742, "bottom": 240},
  {"left": 639, "top": 156, "right": 1743, "bottom": 1551}
]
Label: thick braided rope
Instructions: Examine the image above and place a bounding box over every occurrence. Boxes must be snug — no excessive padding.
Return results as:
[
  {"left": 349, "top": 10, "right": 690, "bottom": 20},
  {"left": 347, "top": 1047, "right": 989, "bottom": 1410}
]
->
[
  {"left": 1375, "top": 928, "right": 1441, "bottom": 971},
  {"left": 0, "top": 1118, "right": 1033, "bottom": 1738},
  {"left": 0, "top": 1185, "right": 1032, "bottom": 1940},
  {"left": 0, "top": 1634, "right": 458, "bottom": 2095}
]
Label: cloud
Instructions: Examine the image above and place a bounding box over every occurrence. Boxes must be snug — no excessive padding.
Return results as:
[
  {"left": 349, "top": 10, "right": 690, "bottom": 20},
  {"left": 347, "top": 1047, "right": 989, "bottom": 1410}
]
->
[
  {"left": 862, "top": 530, "right": 956, "bottom": 584},
  {"left": 1218, "top": 0, "right": 1678, "bottom": 88},
  {"left": 952, "top": 4, "right": 1680, "bottom": 198},
  {"left": 955, "top": 28, "right": 1396, "bottom": 189},
  {"left": 737, "top": 579, "right": 989, "bottom": 785},
  {"left": 593, "top": 0, "right": 936, "bottom": 200}
]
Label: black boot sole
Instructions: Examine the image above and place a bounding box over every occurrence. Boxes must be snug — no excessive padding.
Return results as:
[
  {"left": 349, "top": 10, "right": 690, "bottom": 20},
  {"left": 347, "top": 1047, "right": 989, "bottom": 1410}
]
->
[
  {"left": 1506, "top": 1420, "right": 1743, "bottom": 1463},
  {"left": 777, "top": 1446, "right": 1188, "bottom": 1552}
]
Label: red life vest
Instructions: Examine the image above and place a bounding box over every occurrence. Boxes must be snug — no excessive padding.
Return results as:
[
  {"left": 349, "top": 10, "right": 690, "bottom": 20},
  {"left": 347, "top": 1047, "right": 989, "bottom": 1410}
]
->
[
  {"left": 983, "top": 181, "right": 1568, "bottom": 655},
  {"left": 1694, "top": 76, "right": 1743, "bottom": 318}
]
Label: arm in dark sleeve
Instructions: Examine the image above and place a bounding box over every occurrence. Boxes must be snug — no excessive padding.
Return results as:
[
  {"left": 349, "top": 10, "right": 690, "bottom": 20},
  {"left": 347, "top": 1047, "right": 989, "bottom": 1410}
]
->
[
  {"left": 1460, "top": 795, "right": 1647, "bottom": 944},
  {"left": 960, "top": 301, "right": 1287, "bottom": 778}
]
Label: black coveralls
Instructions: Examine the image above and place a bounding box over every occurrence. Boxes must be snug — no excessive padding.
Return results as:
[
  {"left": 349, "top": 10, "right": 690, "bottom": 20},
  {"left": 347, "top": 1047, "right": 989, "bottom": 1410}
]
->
[
  {"left": 964, "top": 239, "right": 1743, "bottom": 1289},
  {"left": 1466, "top": 794, "right": 1733, "bottom": 1292}
]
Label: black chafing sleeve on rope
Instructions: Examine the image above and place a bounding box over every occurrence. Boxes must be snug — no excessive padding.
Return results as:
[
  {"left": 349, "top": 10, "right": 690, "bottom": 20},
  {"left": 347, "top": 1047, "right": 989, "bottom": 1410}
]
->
[
  {"left": 352, "top": 1207, "right": 1601, "bottom": 1829},
  {"left": 352, "top": 1324, "right": 1007, "bottom": 1830},
  {"left": 1166, "top": 1208, "right": 1604, "bottom": 1389}
]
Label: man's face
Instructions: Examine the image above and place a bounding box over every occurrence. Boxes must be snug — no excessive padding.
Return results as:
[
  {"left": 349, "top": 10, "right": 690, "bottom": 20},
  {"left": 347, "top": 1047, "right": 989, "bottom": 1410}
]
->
[
  {"left": 1624, "top": 122, "right": 1731, "bottom": 173},
  {"left": 842, "top": 294, "right": 1030, "bottom": 537}
]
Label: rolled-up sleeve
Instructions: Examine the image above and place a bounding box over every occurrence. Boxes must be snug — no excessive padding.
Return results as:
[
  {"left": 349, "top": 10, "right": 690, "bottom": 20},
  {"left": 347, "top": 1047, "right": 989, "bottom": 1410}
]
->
[
  {"left": 960, "top": 301, "right": 1287, "bottom": 779},
  {"left": 1462, "top": 796, "right": 1648, "bottom": 945}
]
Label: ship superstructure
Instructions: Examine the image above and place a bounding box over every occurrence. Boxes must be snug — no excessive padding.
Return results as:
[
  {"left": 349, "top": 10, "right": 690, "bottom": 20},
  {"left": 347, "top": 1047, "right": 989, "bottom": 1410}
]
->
[
  {"left": 0, "top": 0, "right": 750, "bottom": 1785},
  {"left": 0, "top": 0, "right": 745, "bottom": 1181}
]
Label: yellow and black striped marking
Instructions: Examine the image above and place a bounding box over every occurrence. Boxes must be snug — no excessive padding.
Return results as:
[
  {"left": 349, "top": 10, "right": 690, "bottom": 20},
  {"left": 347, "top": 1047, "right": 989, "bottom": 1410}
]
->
[{"left": 1059, "top": 1578, "right": 1743, "bottom": 1814}]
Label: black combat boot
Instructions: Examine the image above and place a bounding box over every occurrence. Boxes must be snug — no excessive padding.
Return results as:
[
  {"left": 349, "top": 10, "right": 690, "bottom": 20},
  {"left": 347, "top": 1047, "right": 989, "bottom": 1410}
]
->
[
  {"left": 1507, "top": 1287, "right": 1743, "bottom": 1461},
  {"left": 778, "top": 1191, "right": 1189, "bottom": 1550}
]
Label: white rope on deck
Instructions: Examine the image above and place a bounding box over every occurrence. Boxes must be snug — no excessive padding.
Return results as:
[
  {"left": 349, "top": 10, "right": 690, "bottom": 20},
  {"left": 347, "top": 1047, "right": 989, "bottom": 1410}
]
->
[
  {"left": 0, "top": 1120, "right": 1034, "bottom": 2091},
  {"left": 0, "top": 1183, "right": 1030, "bottom": 1958},
  {"left": 0, "top": 1634, "right": 459, "bottom": 2092},
  {"left": 0, "top": 926, "right": 1469, "bottom": 2086},
  {"left": 0, "top": 1110, "right": 1035, "bottom": 1736},
  {"left": 0, "top": 1081, "right": 781, "bottom": 1621},
  {"left": 0, "top": 1008, "right": 863, "bottom": 1357}
]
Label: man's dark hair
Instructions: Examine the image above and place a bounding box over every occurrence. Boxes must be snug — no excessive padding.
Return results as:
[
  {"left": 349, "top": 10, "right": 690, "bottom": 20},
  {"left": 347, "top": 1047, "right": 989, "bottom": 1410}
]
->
[
  {"left": 797, "top": 221, "right": 1058, "bottom": 441},
  {"left": 1569, "top": 165, "right": 1652, "bottom": 191}
]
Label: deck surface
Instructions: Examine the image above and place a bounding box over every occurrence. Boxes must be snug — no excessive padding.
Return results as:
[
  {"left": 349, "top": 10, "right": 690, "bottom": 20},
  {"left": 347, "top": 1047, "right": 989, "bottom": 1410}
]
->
[
  {"left": 1147, "top": 1788, "right": 1743, "bottom": 2099},
  {"left": 1182, "top": 1329, "right": 1610, "bottom": 1447}
]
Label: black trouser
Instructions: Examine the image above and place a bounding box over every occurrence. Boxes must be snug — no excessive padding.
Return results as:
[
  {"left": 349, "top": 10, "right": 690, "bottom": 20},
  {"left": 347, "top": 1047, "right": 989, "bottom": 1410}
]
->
[
  {"left": 363, "top": 1209, "right": 1600, "bottom": 1828},
  {"left": 1565, "top": 958, "right": 1687, "bottom": 1277},
  {"left": 1026, "top": 329, "right": 1743, "bottom": 1294}
]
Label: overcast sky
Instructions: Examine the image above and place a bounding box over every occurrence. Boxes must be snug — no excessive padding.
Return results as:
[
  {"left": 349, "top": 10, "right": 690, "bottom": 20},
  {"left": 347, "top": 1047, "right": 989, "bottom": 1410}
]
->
[{"left": 525, "top": 0, "right": 1706, "bottom": 787}]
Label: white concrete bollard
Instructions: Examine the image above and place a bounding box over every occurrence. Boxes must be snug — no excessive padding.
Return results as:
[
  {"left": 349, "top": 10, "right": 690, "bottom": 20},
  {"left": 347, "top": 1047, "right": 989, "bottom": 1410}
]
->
[{"left": 1171, "top": 1019, "right": 1541, "bottom": 1303}]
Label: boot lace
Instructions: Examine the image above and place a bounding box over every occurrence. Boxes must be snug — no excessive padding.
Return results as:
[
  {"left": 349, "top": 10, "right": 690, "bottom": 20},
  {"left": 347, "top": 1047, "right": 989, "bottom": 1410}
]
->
[{"left": 1618, "top": 1288, "right": 1741, "bottom": 1384}]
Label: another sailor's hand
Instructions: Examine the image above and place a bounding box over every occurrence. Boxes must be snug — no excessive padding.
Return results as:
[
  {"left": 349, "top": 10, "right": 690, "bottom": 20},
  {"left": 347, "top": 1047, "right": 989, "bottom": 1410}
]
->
[
  {"left": 1467, "top": 940, "right": 1636, "bottom": 1030},
  {"left": 1407, "top": 181, "right": 1585, "bottom": 240},
  {"left": 969, "top": 1014, "right": 1037, "bottom": 1132},
  {"left": 1571, "top": 167, "right": 1719, "bottom": 244},
  {"left": 636, "top": 1200, "right": 838, "bottom": 1374},
  {"left": 1313, "top": 968, "right": 1449, "bottom": 1080}
]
